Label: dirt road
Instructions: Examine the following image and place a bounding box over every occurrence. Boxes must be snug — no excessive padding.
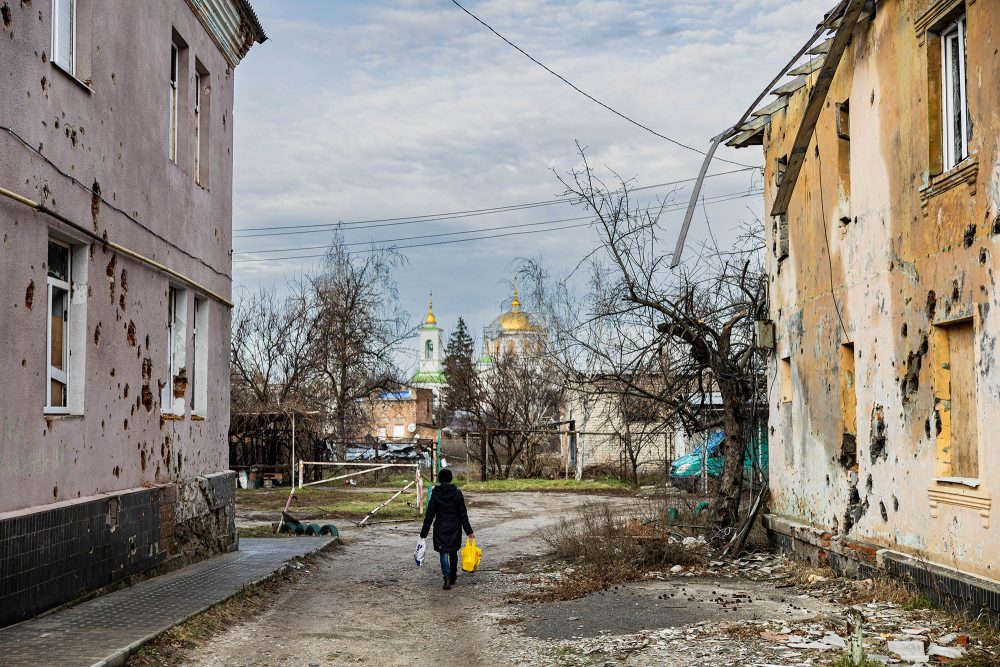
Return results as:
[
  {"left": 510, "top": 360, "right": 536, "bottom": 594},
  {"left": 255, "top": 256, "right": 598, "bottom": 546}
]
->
[
  {"left": 182, "top": 492, "right": 991, "bottom": 667},
  {"left": 185, "top": 492, "right": 593, "bottom": 666}
]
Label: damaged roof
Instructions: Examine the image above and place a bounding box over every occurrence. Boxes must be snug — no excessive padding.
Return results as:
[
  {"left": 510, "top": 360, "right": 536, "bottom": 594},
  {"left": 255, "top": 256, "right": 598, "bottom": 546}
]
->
[
  {"left": 185, "top": 0, "right": 268, "bottom": 68},
  {"left": 725, "top": 1, "right": 873, "bottom": 149}
]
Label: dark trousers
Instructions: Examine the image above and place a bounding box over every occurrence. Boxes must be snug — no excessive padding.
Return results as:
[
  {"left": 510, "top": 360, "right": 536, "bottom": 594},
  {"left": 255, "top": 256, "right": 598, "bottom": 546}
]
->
[{"left": 439, "top": 551, "right": 458, "bottom": 577}]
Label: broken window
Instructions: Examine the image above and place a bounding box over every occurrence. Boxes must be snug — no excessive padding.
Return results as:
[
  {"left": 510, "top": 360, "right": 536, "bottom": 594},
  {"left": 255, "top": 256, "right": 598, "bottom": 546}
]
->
[
  {"left": 162, "top": 287, "right": 187, "bottom": 414},
  {"left": 52, "top": 0, "right": 76, "bottom": 76},
  {"left": 779, "top": 357, "right": 793, "bottom": 404},
  {"left": 46, "top": 240, "right": 72, "bottom": 412},
  {"left": 191, "top": 297, "right": 208, "bottom": 416},
  {"left": 940, "top": 13, "right": 970, "bottom": 171},
  {"left": 839, "top": 343, "right": 857, "bottom": 468},
  {"left": 835, "top": 101, "right": 852, "bottom": 224},
  {"left": 169, "top": 42, "right": 179, "bottom": 163}
]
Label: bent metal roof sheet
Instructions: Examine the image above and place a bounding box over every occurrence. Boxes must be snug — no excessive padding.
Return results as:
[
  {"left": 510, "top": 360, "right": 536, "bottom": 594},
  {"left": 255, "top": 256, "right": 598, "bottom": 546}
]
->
[{"left": 185, "top": 0, "right": 267, "bottom": 68}]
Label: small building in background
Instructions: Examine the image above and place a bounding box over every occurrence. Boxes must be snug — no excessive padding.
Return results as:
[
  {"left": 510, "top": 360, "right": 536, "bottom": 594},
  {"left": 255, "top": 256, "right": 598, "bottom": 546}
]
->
[
  {"left": 364, "top": 388, "right": 437, "bottom": 443},
  {"left": 0, "top": 0, "right": 264, "bottom": 627}
]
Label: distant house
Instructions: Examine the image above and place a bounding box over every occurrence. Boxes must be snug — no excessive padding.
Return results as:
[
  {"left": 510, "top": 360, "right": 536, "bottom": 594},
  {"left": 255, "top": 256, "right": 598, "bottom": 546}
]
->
[
  {"left": 0, "top": 0, "right": 264, "bottom": 626},
  {"left": 363, "top": 388, "right": 437, "bottom": 443},
  {"left": 727, "top": 0, "right": 1000, "bottom": 613}
]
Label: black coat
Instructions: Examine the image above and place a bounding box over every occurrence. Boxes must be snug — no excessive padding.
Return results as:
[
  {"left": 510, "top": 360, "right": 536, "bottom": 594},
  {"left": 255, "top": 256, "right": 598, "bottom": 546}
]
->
[{"left": 420, "top": 483, "right": 473, "bottom": 553}]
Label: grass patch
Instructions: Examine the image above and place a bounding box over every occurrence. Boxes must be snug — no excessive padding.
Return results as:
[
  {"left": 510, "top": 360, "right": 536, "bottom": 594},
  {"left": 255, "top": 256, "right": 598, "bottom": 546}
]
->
[
  {"left": 461, "top": 477, "right": 632, "bottom": 494},
  {"left": 832, "top": 656, "right": 886, "bottom": 667},
  {"left": 515, "top": 501, "right": 704, "bottom": 602},
  {"left": 237, "top": 486, "right": 422, "bottom": 522},
  {"left": 901, "top": 593, "right": 940, "bottom": 611},
  {"left": 127, "top": 546, "right": 338, "bottom": 666}
]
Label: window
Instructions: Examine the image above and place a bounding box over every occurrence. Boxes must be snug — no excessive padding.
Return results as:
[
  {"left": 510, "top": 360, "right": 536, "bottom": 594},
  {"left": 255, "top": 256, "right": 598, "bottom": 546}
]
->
[
  {"left": 934, "top": 319, "right": 978, "bottom": 479},
  {"left": 194, "top": 72, "right": 202, "bottom": 182},
  {"left": 169, "top": 43, "right": 179, "bottom": 163},
  {"left": 52, "top": 0, "right": 76, "bottom": 76},
  {"left": 162, "top": 287, "right": 187, "bottom": 414},
  {"left": 940, "top": 14, "right": 970, "bottom": 171},
  {"left": 392, "top": 424, "right": 405, "bottom": 439},
  {"left": 779, "top": 357, "right": 793, "bottom": 404},
  {"left": 191, "top": 297, "right": 208, "bottom": 416},
  {"left": 839, "top": 343, "right": 857, "bottom": 468},
  {"left": 425, "top": 339, "right": 433, "bottom": 360},
  {"left": 835, "top": 101, "right": 852, "bottom": 224},
  {"left": 47, "top": 240, "right": 71, "bottom": 412}
]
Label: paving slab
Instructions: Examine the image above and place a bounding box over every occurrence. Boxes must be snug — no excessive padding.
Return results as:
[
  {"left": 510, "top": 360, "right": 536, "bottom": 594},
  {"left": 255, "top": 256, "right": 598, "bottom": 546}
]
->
[{"left": 0, "top": 537, "right": 334, "bottom": 667}]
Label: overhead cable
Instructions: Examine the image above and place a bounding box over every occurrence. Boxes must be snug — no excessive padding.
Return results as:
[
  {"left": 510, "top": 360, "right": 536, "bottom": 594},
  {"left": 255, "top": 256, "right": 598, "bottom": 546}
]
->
[
  {"left": 448, "top": 0, "right": 760, "bottom": 170},
  {"left": 234, "top": 189, "right": 763, "bottom": 263},
  {"left": 233, "top": 166, "right": 759, "bottom": 237}
]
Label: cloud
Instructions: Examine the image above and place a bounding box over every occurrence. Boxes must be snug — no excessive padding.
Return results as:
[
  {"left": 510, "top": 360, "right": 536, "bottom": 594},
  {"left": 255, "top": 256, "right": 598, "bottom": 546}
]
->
[{"left": 233, "top": 0, "right": 830, "bottom": 368}]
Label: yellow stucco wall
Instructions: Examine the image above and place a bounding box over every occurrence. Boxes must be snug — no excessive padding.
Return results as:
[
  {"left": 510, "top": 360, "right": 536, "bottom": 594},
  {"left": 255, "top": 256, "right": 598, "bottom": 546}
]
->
[{"left": 761, "top": 0, "right": 1000, "bottom": 580}]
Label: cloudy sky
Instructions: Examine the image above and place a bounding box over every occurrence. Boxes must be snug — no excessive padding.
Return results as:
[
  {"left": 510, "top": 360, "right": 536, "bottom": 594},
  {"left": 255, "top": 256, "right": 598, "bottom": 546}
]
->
[{"left": 232, "top": 0, "right": 829, "bottom": 373}]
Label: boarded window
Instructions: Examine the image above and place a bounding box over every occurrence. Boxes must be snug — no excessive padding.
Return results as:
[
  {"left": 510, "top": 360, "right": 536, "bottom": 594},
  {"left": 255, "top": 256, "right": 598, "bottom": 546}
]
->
[
  {"left": 191, "top": 297, "right": 208, "bottom": 416},
  {"left": 47, "top": 240, "right": 71, "bottom": 410},
  {"left": 946, "top": 320, "right": 978, "bottom": 477}
]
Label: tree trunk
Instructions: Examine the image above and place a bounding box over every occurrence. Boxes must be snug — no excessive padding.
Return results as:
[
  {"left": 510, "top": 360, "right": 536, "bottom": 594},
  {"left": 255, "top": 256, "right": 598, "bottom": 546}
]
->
[{"left": 713, "top": 374, "right": 751, "bottom": 534}]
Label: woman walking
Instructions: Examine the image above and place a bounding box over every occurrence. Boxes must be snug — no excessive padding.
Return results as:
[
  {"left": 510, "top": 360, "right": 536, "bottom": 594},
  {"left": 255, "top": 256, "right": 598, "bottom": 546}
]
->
[{"left": 419, "top": 468, "right": 474, "bottom": 590}]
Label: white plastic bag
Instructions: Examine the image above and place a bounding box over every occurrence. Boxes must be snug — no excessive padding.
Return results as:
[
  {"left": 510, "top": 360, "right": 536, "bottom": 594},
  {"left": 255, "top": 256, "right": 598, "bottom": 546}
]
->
[{"left": 414, "top": 538, "right": 426, "bottom": 566}]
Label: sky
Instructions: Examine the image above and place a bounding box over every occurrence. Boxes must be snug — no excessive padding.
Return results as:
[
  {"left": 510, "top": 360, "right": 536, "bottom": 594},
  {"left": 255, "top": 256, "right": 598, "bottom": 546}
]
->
[{"left": 231, "top": 0, "right": 831, "bottom": 375}]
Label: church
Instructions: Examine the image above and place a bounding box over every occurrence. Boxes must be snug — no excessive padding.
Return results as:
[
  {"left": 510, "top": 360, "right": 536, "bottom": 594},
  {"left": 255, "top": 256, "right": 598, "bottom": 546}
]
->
[{"left": 409, "top": 285, "right": 545, "bottom": 399}]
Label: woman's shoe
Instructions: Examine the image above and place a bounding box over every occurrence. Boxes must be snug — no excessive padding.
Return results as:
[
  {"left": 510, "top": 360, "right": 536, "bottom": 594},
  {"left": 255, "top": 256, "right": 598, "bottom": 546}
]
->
[{"left": 443, "top": 576, "right": 451, "bottom": 590}]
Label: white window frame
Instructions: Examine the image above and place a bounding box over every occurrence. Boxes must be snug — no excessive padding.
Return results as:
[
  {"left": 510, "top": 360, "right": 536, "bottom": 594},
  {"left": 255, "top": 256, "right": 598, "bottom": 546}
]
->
[
  {"left": 51, "top": 0, "right": 77, "bottom": 77},
  {"left": 46, "top": 239, "right": 71, "bottom": 413},
  {"left": 941, "top": 14, "right": 970, "bottom": 171},
  {"left": 194, "top": 72, "right": 202, "bottom": 184},
  {"left": 169, "top": 43, "right": 179, "bottom": 163},
  {"left": 191, "top": 297, "right": 208, "bottom": 416}
]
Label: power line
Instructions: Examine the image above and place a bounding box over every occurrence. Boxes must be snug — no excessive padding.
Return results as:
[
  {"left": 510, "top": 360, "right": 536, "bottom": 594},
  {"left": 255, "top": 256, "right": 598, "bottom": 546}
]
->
[
  {"left": 448, "top": 0, "right": 760, "bottom": 169},
  {"left": 233, "top": 189, "right": 763, "bottom": 262},
  {"left": 233, "top": 167, "right": 758, "bottom": 237},
  {"left": 234, "top": 189, "right": 762, "bottom": 255}
]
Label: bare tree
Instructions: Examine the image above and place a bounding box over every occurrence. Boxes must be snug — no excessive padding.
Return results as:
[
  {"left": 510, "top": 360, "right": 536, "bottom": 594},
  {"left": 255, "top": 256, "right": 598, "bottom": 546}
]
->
[
  {"left": 527, "top": 147, "right": 767, "bottom": 533},
  {"left": 306, "top": 236, "right": 412, "bottom": 447}
]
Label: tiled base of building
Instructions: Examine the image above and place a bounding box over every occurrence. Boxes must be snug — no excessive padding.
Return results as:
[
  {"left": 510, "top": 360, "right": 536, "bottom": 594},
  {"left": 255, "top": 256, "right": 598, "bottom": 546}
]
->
[
  {"left": 0, "top": 471, "right": 236, "bottom": 628},
  {"left": 765, "top": 513, "right": 1000, "bottom": 618}
]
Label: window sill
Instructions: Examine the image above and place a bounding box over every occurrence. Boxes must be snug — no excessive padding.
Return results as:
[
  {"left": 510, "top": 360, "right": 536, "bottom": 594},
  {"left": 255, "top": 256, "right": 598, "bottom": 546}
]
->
[
  {"left": 935, "top": 476, "right": 979, "bottom": 488},
  {"left": 919, "top": 156, "right": 978, "bottom": 214},
  {"left": 43, "top": 410, "right": 82, "bottom": 417},
  {"left": 160, "top": 413, "right": 185, "bottom": 421},
  {"left": 928, "top": 482, "right": 990, "bottom": 527},
  {"left": 191, "top": 415, "right": 206, "bottom": 421},
  {"left": 51, "top": 62, "right": 95, "bottom": 94}
]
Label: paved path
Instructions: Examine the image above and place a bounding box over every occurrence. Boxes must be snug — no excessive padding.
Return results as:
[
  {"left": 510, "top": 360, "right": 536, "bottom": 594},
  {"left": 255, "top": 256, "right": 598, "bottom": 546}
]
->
[{"left": 0, "top": 538, "right": 334, "bottom": 667}]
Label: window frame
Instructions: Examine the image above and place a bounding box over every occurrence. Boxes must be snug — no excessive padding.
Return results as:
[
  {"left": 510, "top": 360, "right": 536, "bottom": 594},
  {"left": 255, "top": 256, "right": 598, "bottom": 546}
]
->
[
  {"left": 169, "top": 43, "right": 179, "bottom": 163},
  {"left": 194, "top": 72, "right": 202, "bottom": 183},
  {"left": 940, "top": 14, "right": 970, "bottom": 171},
  {"left": 46, "top": 239, "right": 72, "bottom": 414},
  {"left": 51, "top": 0, "right": 77, "bottom": 77}
]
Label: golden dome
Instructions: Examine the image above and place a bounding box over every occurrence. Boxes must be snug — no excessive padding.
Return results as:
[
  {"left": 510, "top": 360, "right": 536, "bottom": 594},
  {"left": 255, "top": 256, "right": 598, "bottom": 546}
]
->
[
  {"left": 424, "top": 294, "right": 437, "bottom": 326},
  {"left": 493, "top": 285, "right": 537, "bottom": 332}
]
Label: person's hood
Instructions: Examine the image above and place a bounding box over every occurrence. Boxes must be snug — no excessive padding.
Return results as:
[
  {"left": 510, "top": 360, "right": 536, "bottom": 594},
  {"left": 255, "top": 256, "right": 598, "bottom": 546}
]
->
[{"left": 433, "top": 482, "right": 460, "bottom": 500}]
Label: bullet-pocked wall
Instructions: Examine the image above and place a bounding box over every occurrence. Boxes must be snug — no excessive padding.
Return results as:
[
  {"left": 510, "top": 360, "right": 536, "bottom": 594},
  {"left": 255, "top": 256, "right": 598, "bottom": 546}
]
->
[
  {"left": 756, "top": 0, "right": 1000, "bottom": 599},
  {"left": 0, "top": 0, "right": 264, "bottom": 626}
]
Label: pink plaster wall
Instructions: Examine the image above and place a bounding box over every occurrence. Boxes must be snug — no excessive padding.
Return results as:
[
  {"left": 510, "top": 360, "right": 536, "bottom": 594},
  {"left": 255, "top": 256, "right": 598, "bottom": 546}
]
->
[{"left": 0, "top": 0, "right": 242, "bottom": 512}]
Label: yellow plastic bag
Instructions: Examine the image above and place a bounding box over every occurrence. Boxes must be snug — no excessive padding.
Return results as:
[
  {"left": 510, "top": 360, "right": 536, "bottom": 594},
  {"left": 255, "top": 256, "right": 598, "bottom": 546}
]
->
[{"left": 460, "top": 536, "right": 482, "bottom": 573}]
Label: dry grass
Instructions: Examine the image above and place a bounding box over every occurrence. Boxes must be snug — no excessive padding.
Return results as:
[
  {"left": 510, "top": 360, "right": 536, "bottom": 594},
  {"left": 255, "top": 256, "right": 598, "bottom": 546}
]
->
[
  {"left": 127, "top": 546, "right": 338, "bottom": 666},
  {"left": 514, "top": 502, "right": 706, "bottom": 602}
]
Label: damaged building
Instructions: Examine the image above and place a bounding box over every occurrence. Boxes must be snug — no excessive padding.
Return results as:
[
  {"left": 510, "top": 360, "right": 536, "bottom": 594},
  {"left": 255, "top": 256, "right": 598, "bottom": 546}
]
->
[
  {"left": 0, "top": 0, "right": 265, "bottom": 626},
  {"left": 726, "top": 0, "right": 1000, "bottom": 613}
]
